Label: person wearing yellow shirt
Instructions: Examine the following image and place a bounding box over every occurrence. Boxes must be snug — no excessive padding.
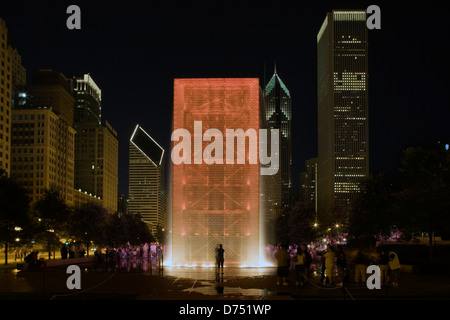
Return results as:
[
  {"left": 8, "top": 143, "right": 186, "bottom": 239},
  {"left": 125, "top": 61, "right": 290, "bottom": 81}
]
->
[
  {"left": 388, "top": 250, "right": 400, "bottom": 287},
  {"left": 293, "top": 247, "right": 306, "bottom": 286}
]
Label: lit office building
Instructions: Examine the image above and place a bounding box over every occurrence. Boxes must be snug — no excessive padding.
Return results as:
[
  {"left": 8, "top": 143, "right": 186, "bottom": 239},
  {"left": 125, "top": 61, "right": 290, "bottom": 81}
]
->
[
  {"left": 299, "top": 158, "right": 318, "bottom": 212},
  {"left": 317, "top": 10, "right": 369, "bottom": 214},
  {"left": 73, "top": 73, "right": 118, "bottom": 212},
  {"left": 129, "top": 124, "right": 165, "bottom": 238},
  {"left": 0, "top": 18, "right": 12, "bottom": 175},
  {"left": 74, "top": 121, "right": 118, "bottom": 212},
  {"left": 31, "top": 69, "right": 75, "bottom": 126},
  {"left": 11, "top": 108, "right": 76, "bottom": 205}
]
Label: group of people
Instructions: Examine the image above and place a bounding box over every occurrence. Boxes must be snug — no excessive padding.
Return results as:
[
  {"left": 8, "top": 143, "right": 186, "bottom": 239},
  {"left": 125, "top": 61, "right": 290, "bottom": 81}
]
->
[
  {"left": 352, "top": 247, "right": 401, "bottom": 287},
  {"left": 100, "top": 242, "right": 165, "bottom": 272},
  {"left": 275, "top": 244, "right": 312, "bottom": 286},
  {"left": 274, "top": 243, "right": 401, "bottom": 288},
  {"left": 318, "top": 245, "right": 401, "bottom": 287},
  {"left": 60, "top": 243, "right": 86, "bottom": 259},
  {"left": 23, "top": 251, "right": 45, "bottom": 269}
]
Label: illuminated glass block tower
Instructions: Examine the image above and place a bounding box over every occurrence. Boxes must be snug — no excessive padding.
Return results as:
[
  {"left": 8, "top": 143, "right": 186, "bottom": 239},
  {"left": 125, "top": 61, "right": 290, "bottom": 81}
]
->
[
  {"left": 317, "top": 10, "right": 369, "bottom": 214},
  {"left": 172, "top": 78, "right": 260, "bottom": 266},
  {"left": 129, "top": 125, "right": 166, "bottom": 238}
]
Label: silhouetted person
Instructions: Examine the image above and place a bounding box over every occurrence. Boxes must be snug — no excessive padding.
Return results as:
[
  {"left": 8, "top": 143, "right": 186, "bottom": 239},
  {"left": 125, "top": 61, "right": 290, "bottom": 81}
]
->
[
  {"left": 61, "top": 244, "right": 68, "bottom": 259},
  {"left": 217, "top": 244, "right": 225, "bottom": 271},
  {"left": 335, "top": 245, "right": 347, "bottom": 286},
  {"left": 377, "top": 248, "right": 389, "bottom": 285},
  {"left": 215, "top": 244, "right": 220, "bottom": 268},
  {"left": 354, "top": 248, "right": 368, "bottom": 286}
]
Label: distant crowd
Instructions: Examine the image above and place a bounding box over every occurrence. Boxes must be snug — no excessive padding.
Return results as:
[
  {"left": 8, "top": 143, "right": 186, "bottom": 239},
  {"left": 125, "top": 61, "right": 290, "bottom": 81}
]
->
[{"left": 265, "top": 243, "right": 401, "bottom": 287}]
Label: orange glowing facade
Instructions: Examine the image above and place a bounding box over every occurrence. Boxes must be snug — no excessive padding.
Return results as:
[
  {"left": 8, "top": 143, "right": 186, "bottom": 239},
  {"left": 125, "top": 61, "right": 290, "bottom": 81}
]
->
[{"left": 172, "top": 78, "right": 260, "bottom": 266}]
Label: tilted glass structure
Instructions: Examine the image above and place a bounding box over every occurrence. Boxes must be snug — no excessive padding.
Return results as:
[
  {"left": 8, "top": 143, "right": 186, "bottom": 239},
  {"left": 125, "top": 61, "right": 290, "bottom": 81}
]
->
[
  {"left": 172, "top": 78, "right": 260, "bottom": 266},
  {"left": 317, "top": 10, "right": 369, "bottom": 214}
]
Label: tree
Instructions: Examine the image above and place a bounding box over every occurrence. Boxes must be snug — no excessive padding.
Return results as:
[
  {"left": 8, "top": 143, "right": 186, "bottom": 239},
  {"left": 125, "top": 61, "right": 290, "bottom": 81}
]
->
[
  {"left": 32, "top": 188, "right": 70, "bottom": 259},
  {"left": 155, "top": 225, "right": 166, "bottom": 244},
  {"left": 68, "top": 203, "right": 109, "bottom": 256},
  {"left": 396, "top": 145, "right": 450, "bottom": 258},
  {"left": 105, "top": 212, "right": 155, "bottom": 247},
  {"left": 347, "top": 173, "right": 395, "bottom": 247},
  {"left": 120, "top": 212, "right": 155, "bottom": 245},
  {"left": 276, "top": 200, "right": 316, "bottom": 245},
  {"left": 0, "top": 169, "right": 30, "bottom": 264}
]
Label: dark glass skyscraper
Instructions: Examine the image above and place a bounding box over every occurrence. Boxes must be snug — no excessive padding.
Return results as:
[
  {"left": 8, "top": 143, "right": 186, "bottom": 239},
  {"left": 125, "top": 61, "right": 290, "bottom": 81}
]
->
[
  {"left": 73, "top": 74, "right": 101, "bottom": 124},
  {"left": 317, "top": 10, "right": 369, "bottom": 215},
  {"left": 264, "top": 67, "right": 292, "bottom": 208}
]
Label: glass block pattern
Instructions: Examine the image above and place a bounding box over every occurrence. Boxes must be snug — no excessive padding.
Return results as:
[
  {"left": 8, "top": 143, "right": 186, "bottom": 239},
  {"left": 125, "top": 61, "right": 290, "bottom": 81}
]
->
[{"left": 172, "top": 78, "right": 260, "bottom": 266}]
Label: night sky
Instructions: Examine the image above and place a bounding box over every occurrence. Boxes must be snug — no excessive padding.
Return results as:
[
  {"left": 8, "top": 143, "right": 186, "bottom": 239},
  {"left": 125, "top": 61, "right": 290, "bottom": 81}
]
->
[{"left": 1, "top": 0, "right": 449, "bottom": 196}]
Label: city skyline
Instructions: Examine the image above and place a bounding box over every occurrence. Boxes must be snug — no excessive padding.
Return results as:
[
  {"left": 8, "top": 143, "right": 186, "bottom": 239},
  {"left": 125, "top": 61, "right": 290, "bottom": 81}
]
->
[{"left": 1, "top": 1, "right": 449, "bottom": 197}]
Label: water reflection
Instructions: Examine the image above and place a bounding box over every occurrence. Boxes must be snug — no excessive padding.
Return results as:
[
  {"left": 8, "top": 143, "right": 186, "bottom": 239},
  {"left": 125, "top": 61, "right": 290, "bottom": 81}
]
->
[
  {"left": 103, "top": 254, "right": 164, "bottom": 274},
  {"left": 172, "top": 267, "right": 274, "bottom": 297},
  {"left": 215, "top": 269, "right": 224, "bottom": 294},
  {"left": 101, "top": 253, "right": 275, "bottom": 298}
]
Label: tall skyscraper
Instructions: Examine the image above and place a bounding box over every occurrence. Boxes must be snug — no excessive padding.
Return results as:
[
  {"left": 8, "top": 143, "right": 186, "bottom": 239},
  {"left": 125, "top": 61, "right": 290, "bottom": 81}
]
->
[
  {"left": 117, "top": 193, "right": 129, "bottom": 215},
  {"left": 299, "top": 157, "right": 318, "bottom": 212},
  {"left": 263, "top": 66, "right": 292, "bottom": 208},
  {"left": 73, "top": 74, "right": 101, "bottom": 124},
  {"left": 31, "top": 69, "right": 75, "bottom": 126},
  {"left": 73, "top": 74, "right": 118, "bottom": 212},
  {"left": 129, "top": 124, "right": 165, "bottom": 238},
  {"left": 74, "top": 121, "right": 118, "bottom": 212},
  {"left": 317, "top": 10, "right": 369, "bottom": 215},
  {"left": 11, "top": 108, "right": 76, "bottom": 205},
  {"left": 0, "top": 18, "right": 12, "bottom": 175},
  {"left": 8, "top": 45, "right": 26, "bottom": 88},
  {"left": 172, "top": 78, "right": 261, "bottom": 266}
]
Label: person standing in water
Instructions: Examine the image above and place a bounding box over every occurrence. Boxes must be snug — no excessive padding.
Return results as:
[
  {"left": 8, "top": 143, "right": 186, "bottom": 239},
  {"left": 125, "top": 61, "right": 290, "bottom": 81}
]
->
[{"left": 217, "top": 244, "right": 225, "bottom": 272}]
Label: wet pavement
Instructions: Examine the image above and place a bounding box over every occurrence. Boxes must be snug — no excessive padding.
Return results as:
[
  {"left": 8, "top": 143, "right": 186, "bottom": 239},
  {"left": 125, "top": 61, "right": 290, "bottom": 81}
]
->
[{"left": 1, "top": 258, "right": 450, "bottom": 300}]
